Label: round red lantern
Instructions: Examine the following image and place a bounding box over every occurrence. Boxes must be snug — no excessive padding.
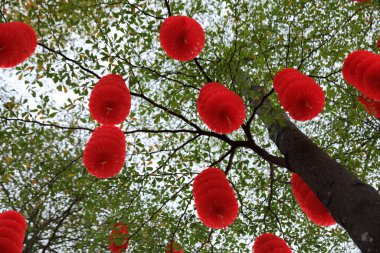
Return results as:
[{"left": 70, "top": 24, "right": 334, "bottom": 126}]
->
[
  {"left": 159, "top": 16, "right": 205, "bottom": 61},
  {"left": 253, "top": 233, "right": 292, "bottom": 253},
  {"left": 89, "top": 75, "right": 131, "bottom": 125},
  {"left": 0, "top": 22, "right": 37, "bottom": 68},
  {"left": 193, "top": 168, "right": 238, "bottom": 229}
]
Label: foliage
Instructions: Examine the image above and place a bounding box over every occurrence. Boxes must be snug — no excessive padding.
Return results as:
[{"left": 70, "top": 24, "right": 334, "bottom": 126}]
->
[{"left": 0, "top": 0, "right": 379, "bottom": 252}]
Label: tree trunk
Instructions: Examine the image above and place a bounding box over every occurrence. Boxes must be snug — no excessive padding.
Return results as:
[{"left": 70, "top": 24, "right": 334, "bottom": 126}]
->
[{"left": 251, "top": 85, "right": 380, "bottom": 252}]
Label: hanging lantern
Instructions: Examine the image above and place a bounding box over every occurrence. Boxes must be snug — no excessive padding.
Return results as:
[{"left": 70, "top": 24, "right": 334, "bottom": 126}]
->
[
  {"left": 273, "top": 69, "right": 325, "bottom": 121},
  {"left": 342, "top": 50, "right": 380, "bottom": 101},
  {"left": 281, "top": 79, "right": 325, "bottom": 121},
  {"left": 89, "top": 74, "right": 131, "bottom": 125},
  {"left": 193, "top": 168, "right": 238, "bottom": 229},
  {"left": 291, "top": 173, "right": 336, "bottom": 226},
  {"left": 0, "top": 210, "right": 27, "bottom": 253},
  {"left": 253, "top": 233, "right": 292, "bottom": 253},
  {"left": 83, "top": 125, "right": 126, "bottom": 178},
  {"left": 197, "top": 83, "right": 245, "bottom": 134},
  {"left": 0, "top": 22, "right": 37, "bottom": 68},
  {"left": 159, "top": 16, "right": 205, "bottom": 61}
]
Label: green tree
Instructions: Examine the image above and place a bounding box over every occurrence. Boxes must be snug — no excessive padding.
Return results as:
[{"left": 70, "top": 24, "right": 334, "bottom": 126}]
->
[{"left": 1, "top": 0, "right": 379, "bottom": 252}]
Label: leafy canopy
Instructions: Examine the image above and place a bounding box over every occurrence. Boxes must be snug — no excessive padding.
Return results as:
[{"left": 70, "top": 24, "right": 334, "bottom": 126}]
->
[{"left": 0, "top": 0, "right": 379, "bottom": 252}]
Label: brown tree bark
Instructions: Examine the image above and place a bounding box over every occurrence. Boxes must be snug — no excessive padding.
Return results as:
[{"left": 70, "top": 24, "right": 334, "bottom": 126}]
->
[{"left": 252, "top": 85, "right": 380, "bottom": 252}]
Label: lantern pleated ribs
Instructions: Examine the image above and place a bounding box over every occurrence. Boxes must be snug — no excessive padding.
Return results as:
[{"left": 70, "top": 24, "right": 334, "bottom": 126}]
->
[
  {"left": 0, "top": 22, "right": 37, "bottom": 68},
  {"left": 291, "top": 173, "right": 336, "bottom": 226},
  {"left": 108, "top": 222, "right": 129, "bottom": 253},
  {"left": 89, "top": 74, "right": 132, "bottom": 125},
  {"left": 253, "top": 233, "right": 292, "bottom": 253},
  {"left": 193, "top": 168, "right": 238, "bottom": 229},
  {"left": 342, "top": 50, "right": 380, "bottom": 101},
  {"left": 273, "top": 68, "right": 325, "bottom": 121},
  {"left": 0, "top": 210, "right": 27, "bottom": 253},
  {"left": 83, "top": 125, "right": 126, "bottom": 178},
  {"left": 159, "top": 16, "right": 205, "bottom": 61},
  {"left": 197, "top": 82, "right": 246, "bottom": 134}
]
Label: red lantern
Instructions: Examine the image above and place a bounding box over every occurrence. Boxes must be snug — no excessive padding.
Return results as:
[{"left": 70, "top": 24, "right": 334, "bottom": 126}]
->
[
  {"left": 291, "top": 173, "right": 336, "bottom": 226},
  {"left": 193, "top": 168, "right": 238, "bottom": 229},
  {"left": 342, "top": 50, "right": 380, "bottom": 101},
  {"left": 342, "top": 50, "right": 370, "bottom": 86},
  {"left": 159, "top": 16, "right": 205, "bottom": 61},
  {"left": 358, "top": 96, "right": 380, "bottom": 118},
  {"left": 197, "top": 83, "right": 246, "bottom": 134},
  {"left": 281, "top": 79, "right": 325, "bottom": 121},
  {"left": 83, "top": 125, "right": 126, "bottom": 178},
  {"left": 253, "top": 233, "right": 292, "bottom": 253},
  {"left": 89, "top": 74, "right": 131, "bottom": 125},
  {"left": 0, "top": 210, "right": 27, "bottom": 253},
  {"left": 0, "top": 211, "right": 27, "bottom": 231},
  {"left": 0, "top": 22, "right": 37, "bottom": 68},
  {"left": 165, "top": 240, "right": 183, "bottom": 253},
  {"left": 108, "top": 222, "right": 129, "bottom": 253},
  {"left": 273, "top": 69, "right": 324, "bottom": 121}
]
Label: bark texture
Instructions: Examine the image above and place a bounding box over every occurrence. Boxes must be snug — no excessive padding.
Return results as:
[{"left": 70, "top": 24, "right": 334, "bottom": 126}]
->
[
  {"left": 273, "top": 118, "right": 380, "bottom": 253},
  {"left": 254, "top": 89, "right": 380, "bottom": 252}
]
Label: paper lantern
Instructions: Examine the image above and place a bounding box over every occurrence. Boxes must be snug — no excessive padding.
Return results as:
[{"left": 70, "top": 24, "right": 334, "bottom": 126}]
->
[
  {"left": 197, "top": 83, "right": 246, "bottom": 134},
  {"left": 342, "top": 50, "right": 380, "bottom": 101},
  {"left": 358, "top": 96, "right": 380, "bottom": 118},
  {"left": 0, "top": 211, "right": 27, "bottom": 232},
  {"left": 89, "top": 75, "right": 131, "bottom": 125},
  {"left": 281, "top": 78, "right": 325, "bottom": 121},
  {"left": 193, "top": 168, "right": 238, "bottom": 229},
  {"left": 0, "top": 22, "right": 37, "bottom": 68},
  {"left": 253, "top": 233, "right": 292, "bottom": 253},
  {"left": 159, "top": 16, "right": 205, "bottom": 61},
  {"left": 291, "top": 173, "right": 336, "bottom": 226},
  {"left": 342, "top": 50, "right": 371, "bottom": 86},
  {"left": 109, "top": 222, "right": 129, "bottom": 253},
  {"left": 83, "top": 126, "right": 126, "bottom": 178},
  {"left": 0, "top": 210, "right": 27, "bottom": 253},
  {"left": 165, "top": 240, "right": 183, "bottom": 253},
  {"left": 273, "top": 68, "right": 325, "bottom": 121}
]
